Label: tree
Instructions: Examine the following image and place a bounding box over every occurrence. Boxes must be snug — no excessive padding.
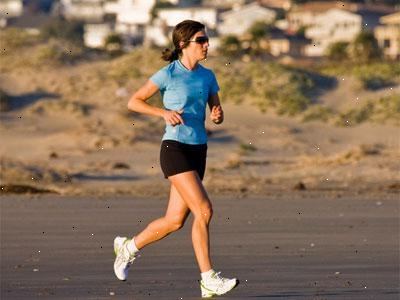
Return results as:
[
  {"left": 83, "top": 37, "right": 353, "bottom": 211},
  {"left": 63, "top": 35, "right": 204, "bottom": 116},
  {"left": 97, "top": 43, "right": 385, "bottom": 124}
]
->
[
  {"left": 41, "top": 19, "right": 84, "bottom": 45},
  {"left": 219, "top": 35, "right": 242, "bottom": 56},
  {"left": 104, "top": 34, "right": 123, "bottom": 56},
  {"left": 349, "top": 31, "right": 381, "bottom": 63},
  {"left": 248, "top": 21, "right": 271, "bottom": 42},
  {"left": 326, "top": 41, "right": 349, "bottom": 61}
]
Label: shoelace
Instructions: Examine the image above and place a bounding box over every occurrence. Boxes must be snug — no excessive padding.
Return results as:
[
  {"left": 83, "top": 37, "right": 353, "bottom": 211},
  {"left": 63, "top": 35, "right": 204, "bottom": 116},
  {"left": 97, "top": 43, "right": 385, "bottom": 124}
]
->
[
  {"left": 211, "top": 271, "right": 229, "bottom": 285},
  {"left": 118, "top": 243, "right": 137, "bottom": 265}
]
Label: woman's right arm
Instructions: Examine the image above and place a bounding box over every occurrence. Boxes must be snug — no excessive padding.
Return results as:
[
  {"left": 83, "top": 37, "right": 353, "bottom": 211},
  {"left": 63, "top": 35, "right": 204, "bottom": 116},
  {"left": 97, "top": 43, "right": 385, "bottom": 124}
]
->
[
  {"left": 127, "top": 80, "right": 165, "bottom": 118},
  {"left": 127, "top": 80, "right": 185, "bottom": 126}
]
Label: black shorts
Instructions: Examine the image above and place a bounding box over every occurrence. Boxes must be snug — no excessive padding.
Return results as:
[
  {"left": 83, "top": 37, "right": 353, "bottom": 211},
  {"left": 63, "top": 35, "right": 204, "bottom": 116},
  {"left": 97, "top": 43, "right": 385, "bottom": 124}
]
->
[{"left": 160, "top": 140, "right": 207, "bottom": 180}]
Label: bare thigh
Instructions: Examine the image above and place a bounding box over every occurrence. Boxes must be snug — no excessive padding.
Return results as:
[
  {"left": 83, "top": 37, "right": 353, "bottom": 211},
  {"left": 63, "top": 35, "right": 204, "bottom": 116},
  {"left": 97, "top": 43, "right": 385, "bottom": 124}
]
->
[
  {"left": 165, "top": 183, "right": 190, "bottom": 225},
  {"left": 168, "top": 171, "right": 212, "bottom": 216}
]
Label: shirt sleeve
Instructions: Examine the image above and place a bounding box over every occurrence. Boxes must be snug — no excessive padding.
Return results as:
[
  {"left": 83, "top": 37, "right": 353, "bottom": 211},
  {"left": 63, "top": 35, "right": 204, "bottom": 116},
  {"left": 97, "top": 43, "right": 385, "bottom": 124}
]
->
[
  {"left": 149, "top": 68, "right": 168, "bottom": 91},
  {"left": 209, "top": 71, "right": 220, "bottom": 96}
]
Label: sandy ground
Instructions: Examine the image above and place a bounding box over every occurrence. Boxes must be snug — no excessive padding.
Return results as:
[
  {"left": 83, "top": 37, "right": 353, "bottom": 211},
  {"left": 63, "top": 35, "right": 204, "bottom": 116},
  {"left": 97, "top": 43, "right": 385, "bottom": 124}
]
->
[
  {"left": 1, "top": 98, "right": 399, "bottom": 197},
  {"left": 1, "top": 64, "right": 400, "bottom": 197},
  {"left": 1, "top": 191, "right": 399, "bottom": 299}
]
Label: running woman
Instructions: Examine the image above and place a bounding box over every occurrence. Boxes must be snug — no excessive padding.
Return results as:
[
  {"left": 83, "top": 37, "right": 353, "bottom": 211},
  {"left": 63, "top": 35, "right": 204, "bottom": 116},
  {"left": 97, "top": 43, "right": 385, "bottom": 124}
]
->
[{"left": 113, "top": 20, "right": 239, "bottom": 298}]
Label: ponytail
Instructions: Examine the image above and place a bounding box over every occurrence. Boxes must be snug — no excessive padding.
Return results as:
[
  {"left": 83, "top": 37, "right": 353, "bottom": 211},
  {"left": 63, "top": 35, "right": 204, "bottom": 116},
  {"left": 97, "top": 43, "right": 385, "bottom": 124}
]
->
[{"left": 161, "top": 48, "right": 180, "bottom": 62}]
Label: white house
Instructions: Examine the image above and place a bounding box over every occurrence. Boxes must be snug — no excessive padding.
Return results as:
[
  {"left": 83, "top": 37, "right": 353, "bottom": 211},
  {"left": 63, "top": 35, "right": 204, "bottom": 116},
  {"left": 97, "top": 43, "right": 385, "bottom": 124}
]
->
[
  {"left": 287, "top": 1, "right": 357, "bottom": 32},
  {"left": 0, "top": 0, "right": 23, "bottom": 27},
  {"left": 374, "top": 12, "right": 400, "bottom": 60},
  {"left": 144, "top": 18, "right": 170, "bottom": 47},
  {"left": 218, "top": 2, "right": 277, "bottom": 36},
  {"left": 112, "top": 0, "right": 156, "bottom": 39},
  {"left": 259, "top": 0, "right": 292, "bottom": 11},
  {"left": 84, "top": 23, "right": 113, "bottom": 48},
  {"left": 155, "top": 6, "right": 218, "bottom": 30},
  {"left": 145, "top": 7, "right": 219, "bottom": 53},
  {"left": 59, "top": 0, "right": 105, "bottom": 21},
  {"left": 304, "top": 8, "right": 362, "bottom": 57},
  {"left": 202, "top": 0, "right": 250, "bottom": 9},
  {"left": 0, "top": 0, "right": 23, "bottom": 18}
]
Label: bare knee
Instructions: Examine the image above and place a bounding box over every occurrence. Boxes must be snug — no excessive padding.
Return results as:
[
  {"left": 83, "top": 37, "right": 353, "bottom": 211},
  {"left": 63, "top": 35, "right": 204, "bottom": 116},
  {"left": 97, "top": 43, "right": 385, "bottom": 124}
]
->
[
  {"left": 194, "top": 202, "right": 213, "bottom": 224},
  {"left": 165, "top": 216, "right": 185, "bottom": 232}
]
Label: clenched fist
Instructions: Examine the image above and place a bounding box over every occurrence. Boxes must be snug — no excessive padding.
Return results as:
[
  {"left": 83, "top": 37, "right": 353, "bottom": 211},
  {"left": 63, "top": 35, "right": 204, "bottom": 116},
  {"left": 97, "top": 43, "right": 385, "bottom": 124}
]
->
[{"left": 210, "top": 105, "right": 224, "bottom": 124}]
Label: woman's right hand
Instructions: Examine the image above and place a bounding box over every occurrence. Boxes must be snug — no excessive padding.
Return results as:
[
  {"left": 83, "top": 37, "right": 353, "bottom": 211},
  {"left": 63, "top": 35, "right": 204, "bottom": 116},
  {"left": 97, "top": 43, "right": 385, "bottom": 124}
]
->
[{"left": 162, "top": 109, "right": 185, "bottom": 126}]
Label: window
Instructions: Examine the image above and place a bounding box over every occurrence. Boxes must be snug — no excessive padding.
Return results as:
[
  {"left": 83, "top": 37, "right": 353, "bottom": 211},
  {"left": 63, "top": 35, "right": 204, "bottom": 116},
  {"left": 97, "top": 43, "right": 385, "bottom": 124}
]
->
[{"left": 383, "top": 39, "right": 391, "bottom": 48}]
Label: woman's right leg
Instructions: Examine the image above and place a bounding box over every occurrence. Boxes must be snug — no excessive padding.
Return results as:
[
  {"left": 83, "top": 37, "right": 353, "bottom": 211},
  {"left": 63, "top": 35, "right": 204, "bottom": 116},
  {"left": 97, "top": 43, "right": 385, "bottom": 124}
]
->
[
  {"left": 133, "top": 183, "right": 190, "bottom": 249},
  {"left": 168, "top": 170, "right": 213, "bottom": 273}
]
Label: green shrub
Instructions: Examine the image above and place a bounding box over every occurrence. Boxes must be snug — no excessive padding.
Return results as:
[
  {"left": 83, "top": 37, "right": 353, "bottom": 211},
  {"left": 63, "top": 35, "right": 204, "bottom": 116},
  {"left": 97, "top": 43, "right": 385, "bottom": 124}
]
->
[
  {"left": 336, "top": 94, "right": 400, "bottom": 126},
  {"left": 218, "top": 35, "right": 242, "bottom": 57},
  {"left": 326, "top": 41, "right": 349, "bottom": 61},
  {"left": 352, "top": 63, "right": 399, "bottom": 90},
  {"left": 41, "top": 19, "right": 84, "bottom": 45},
  {"left": 216, "top": 61, "right": 315, "bottom": 115},
  {"left": 0, "top": 28, "right": 41, "bottom": 50},
  {"left": 302, "top": 105, "right": 334, "bottom": 122},
  {"left": 32, "top": 40, "right": 85, "bottom": 66},
  {"left": 348, "top": 31, "right": 381, "bottom": 63}
]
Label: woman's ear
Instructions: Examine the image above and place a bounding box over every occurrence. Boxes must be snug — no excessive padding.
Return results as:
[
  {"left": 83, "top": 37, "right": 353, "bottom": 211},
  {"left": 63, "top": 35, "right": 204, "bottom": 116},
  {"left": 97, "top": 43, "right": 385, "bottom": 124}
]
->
[{"left": 179, "top": 41, "right": 185, "bottom": 49}]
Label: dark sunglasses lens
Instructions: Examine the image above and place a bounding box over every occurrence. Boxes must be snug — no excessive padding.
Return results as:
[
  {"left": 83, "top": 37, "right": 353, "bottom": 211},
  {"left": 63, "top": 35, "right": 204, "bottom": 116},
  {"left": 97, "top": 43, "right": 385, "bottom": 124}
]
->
[{"left": 196, "top": 37, "right": 209, "bottom": 44}]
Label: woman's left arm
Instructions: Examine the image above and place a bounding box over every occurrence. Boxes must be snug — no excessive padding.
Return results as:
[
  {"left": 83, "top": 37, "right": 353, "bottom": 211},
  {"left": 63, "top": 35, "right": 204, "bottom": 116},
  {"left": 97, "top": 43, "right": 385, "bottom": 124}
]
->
[{"left": 208, "top": 93, "right": 224, "bottom": 125}]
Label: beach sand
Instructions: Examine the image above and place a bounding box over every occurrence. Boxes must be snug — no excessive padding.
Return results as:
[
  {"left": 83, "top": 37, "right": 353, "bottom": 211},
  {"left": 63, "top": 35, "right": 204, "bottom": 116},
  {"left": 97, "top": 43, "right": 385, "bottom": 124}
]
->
[{"left": 1, "top": 191, "right": 399, "bottom": 299}]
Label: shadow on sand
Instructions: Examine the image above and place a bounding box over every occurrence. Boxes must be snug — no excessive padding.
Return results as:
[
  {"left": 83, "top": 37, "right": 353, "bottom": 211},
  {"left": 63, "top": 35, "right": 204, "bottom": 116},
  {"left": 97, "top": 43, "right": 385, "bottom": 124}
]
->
[{"left": 6, "top": 91, "right": 60, "bottom": 110}]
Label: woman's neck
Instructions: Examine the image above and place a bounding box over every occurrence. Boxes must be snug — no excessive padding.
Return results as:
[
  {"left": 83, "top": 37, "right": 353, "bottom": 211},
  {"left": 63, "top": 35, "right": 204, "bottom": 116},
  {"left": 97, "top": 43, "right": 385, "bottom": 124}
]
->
[{"left": 180, "top": 56, "right": 199, "bottom": 71}]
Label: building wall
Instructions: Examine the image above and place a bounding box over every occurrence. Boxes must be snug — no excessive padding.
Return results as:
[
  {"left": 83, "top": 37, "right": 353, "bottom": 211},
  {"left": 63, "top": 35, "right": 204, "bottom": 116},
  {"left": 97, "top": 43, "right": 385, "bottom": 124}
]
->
[
  {"left": 219, "top": 4, "right": 276, "bottom": 36},
  {"left": 0, "top": 0, "right": 23, "bottom": 18},
  {"left": 157, "top": 8, "right": 217, "bottom": 29},
  {"left": 305, "top": 9, "right": 362, "bottom": 56},
  {"left": 375, "top": 25, "right": 400, "bottom": 59},
  {"left": 84, "top": 23, "right": 112, "bottom": 48}
]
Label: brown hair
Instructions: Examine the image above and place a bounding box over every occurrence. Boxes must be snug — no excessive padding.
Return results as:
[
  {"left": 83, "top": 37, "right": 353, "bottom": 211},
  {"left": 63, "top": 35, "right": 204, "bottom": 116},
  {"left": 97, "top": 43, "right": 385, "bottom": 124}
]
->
[{"left": 161, "top": 20, "right": 205, "bottom": 62}]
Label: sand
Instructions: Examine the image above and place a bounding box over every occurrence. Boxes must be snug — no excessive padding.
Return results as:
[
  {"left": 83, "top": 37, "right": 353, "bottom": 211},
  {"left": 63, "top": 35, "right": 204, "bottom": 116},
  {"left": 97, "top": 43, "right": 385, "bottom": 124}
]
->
[{"left": 1, "top": 191, "right": 399, "bottom": 299}]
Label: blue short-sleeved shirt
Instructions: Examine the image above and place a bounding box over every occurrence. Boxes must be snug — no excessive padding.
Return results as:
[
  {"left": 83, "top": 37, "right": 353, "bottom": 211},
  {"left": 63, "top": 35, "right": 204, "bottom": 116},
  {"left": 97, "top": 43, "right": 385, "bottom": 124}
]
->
[{"left": 150, "top": 60, "right": 219, "bottom": 145}]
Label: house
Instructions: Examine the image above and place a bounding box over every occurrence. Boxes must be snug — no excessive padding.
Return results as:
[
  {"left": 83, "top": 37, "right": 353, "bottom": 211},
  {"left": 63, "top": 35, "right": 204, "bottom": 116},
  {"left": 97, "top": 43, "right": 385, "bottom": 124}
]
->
[
  {"left": 268, "top": 28, "right": 309, "bottom": 57},
  {"left": 0, "top": 0, "right": 23, "bottom": 18},
  {"left": 155, "top": 6, "right": 218, "bottom": 31},
  {"left": 110, "top": 0, "right": 155, "bottom": 45},
  {"left": 218, "top": 2, "right": 276, "bottom": 36},
  {"left": 258, "top": 0, "right": 291, "bottom": 11},
  {"left": 144, "top": 18, "right": 170, "bottom": 47},
  {"left": 202, "top": 0, "right": 250, "bottom": 9},
  {"left": 84, "top": 23, "right": 113, "bottom": 48},
  {"left": 145, "top": 6, "right": 219, "bottom": 52},
  {"left": 374, "top": 12, "right": 400, "bottom": 60},
  {"left": 287, "top": 1, "right": 395, "bottom": 33},
  {"left": 287, "top": 1, "right": 357, "bottom": 32},
  {"left": 0, "top": 0, "right": 23, "bottom": 27},
  {"left": 304, "top": 9, "right": 362, "bottom": 57},
  {"left": 59, "top": 0, "right": 105, "bottom": 22}
]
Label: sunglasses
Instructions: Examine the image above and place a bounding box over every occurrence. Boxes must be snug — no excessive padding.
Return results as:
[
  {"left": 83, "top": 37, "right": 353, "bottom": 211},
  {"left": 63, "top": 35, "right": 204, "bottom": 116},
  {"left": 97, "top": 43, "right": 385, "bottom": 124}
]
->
[{"left": 188, "top": 36, "right": 209, "bottom": 44}]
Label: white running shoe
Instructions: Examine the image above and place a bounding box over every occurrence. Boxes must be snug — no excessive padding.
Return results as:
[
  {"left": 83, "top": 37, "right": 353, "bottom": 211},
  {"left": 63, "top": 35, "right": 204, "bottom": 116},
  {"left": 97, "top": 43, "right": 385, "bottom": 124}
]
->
[
  {"left": 200, "top": 271, "right": 239, "bottom": 298},
  {"left": 113, "top": 236, "right": 139, "bottom": 281}
]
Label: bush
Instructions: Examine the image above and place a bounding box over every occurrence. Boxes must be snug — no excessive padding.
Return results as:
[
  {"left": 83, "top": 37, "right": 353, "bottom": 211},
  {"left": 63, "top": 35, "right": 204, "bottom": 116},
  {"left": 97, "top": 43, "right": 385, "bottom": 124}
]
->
[
  {"left": 32, "top": 40, "right": 85, "bottom": 66},
  {"left": 302, "top": 105, "right": 334, "bottom": 122},
  {"left": 326, "top": 41, "right": 349, "bottom": 61},
  {"left": 348, "top": 31, "right": 381, "bottom": 63},
  {"left": 216, "top": 60, "right": 315, "bottom": 115},
  {"left": 104, "top": 33, "right": 124, "bottom": 56},
  {"left": 218, "top": 35, "right": 242, "bottom": 57},
  {"left": 352, "top": 63, "right": 400, "bottom": 90},
  {"left": 0, "top": 28, "right": 41, "bottom": 50},
  {"left": 336, "top": 94, "right": 400, "bottom": 126},
  {"left": 41, "top": 19, "right": 84, "bottom": 45}
]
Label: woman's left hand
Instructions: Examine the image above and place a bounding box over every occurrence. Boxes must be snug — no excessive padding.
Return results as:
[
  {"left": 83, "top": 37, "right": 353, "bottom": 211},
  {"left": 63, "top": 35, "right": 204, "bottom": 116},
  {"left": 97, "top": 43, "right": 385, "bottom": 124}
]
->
[{"left": 210, "top": 105, "right": 224, "bottom": 124}]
